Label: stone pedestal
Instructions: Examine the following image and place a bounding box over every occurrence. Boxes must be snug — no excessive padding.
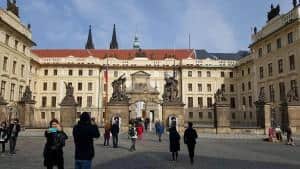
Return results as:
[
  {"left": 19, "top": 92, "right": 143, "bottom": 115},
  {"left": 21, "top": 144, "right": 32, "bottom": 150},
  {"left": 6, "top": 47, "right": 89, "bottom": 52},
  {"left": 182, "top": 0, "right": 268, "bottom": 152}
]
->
[
  {"left": 215, "top": 103, "right": 231, "bottom": 134},
  {"left": 18, "top": 102, "right": 35, "bottom": 128},
  {"left": 107, "top": 103, "right": 130, "bottom": 131},
  {"left": 161, "top": 103, "right": 185, "bottom": 132},
  {"left": 287, "top": 104, "right": 300, "bottom": 135},
  {"left": 60, "top": 106, "right": 77, "bottom": 127},
  {"left": 264, "top": 103, "right": 271, "bottom": 134}
]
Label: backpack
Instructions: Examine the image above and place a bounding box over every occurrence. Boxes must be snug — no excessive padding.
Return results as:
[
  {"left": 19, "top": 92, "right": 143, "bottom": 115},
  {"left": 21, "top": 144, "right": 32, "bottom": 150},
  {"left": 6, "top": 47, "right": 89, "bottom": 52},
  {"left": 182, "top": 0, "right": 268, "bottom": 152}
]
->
[{"left": 129, "top": 128, "right": 135, "bottom": 137}]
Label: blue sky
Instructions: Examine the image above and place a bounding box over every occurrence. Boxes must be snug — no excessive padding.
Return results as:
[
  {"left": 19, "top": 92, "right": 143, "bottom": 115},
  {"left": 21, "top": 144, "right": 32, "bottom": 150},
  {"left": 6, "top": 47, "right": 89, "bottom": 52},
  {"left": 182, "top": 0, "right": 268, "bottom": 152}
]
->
[{"left": 0, "top": 0, "right": 293, "bottom": 52}]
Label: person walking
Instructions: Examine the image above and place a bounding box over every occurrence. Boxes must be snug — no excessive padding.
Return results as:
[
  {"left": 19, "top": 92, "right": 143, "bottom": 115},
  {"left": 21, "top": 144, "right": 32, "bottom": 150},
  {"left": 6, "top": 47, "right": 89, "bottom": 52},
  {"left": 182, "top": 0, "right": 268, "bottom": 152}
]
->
[
  {"left": 286, "top": 125, "right": 295, "bottom": 146},
  {"left": 128, "top": 125, "right": 138, "bottom": 152},
  {"left": 8, "top": 118, "right": 20, "bottom": 155},
  {"left": 157, "top": 122, "right": 164, "bottom": 142},
  {"left": 103, "top": 123, "right": 111, "bottom": 146},
  {"left": 73, "top": 112, "right": 100, "bottom": 169},
  {"left": 169, "top": 126, "right": 180, "bottom": 161},
  {"left": 184, "top": 122, "right": 198, "bottom": 164},
  {"left": 275, "top": 125, "right": 282, "bottom": 142},
  {"left": 136, "top": 123, "right": 144, "bottom": 140},
  {"left": 111, "top": 120, "right": 120, "bottom": 148},
  {"left": 43, "top": 119, "right": 68, "bottom": 169},
  {"left": 0, "top": 121, "right": 8, "bottom": 154}
]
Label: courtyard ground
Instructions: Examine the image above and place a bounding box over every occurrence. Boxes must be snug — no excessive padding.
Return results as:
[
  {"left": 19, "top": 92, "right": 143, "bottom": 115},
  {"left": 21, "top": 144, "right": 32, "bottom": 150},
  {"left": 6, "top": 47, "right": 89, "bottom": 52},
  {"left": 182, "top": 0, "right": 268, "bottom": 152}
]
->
[{"left": 0, "top": 132, "right": 299, "bottom": 169}]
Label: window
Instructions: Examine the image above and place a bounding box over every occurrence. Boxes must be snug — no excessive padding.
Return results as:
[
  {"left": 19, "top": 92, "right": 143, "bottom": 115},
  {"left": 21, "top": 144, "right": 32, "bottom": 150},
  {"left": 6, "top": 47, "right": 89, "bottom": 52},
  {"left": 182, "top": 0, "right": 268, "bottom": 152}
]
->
[
  {"left": 244, "top": 112, "right": 247, "bottom": 120},
  {"left": 41, "top": 112, "right": 45, "bottom": 119},
  {"left": 279, "top": 82, "right": 286, "bottom": 101},
  {"left": 114, "top": 71, "right": 118, "bottom": 77},
  {"left": 230, "top": 84, "right": 234, "bottom": 92},
  {"left": 104, "top": 84, "right": 107, "bottom": 92},
  {"left": 51, "top": 97, "right": 56, "bottom": 107},
  {"left": 289, "top": 55, "right": 295, "bottom": 70},
  {"left": 53, "top": 69, "right": 57, "bottom": 76},
  {"left": 259, "top": 66, "right": 264, "bottom": 79},
  {"left": 88, "top": 70, "right": 93, "bottom": 76},
  {"left": 221, "top": 84, "right": 225, "bottom": 92},
  {"left": 0, "top": 81, "right": 6, "bottom": 97},
  {"left": 267, "top": 43, "right": 271, "bottom": 53},
  {"left": 277, "top": 38, "right": 281, "bottom": 48},
  {"left": 78, "top": 83, "right": 83, "bottom": 91},
  {"left": 12, "top": 61, "right": 16, "bottom": 74},
  {"left": 278, "top": 59, "right": 283, "bottom": 73},
  {"left": 197, "top": 71, "right": 202, "bottom": 77},
  {"left": 52, "top": 82, "right": 57, "bottom": 91},
  {"left": 221, "top": 72, "right": 225, "bottom": 77},
  {"left": 249, "top": 112, "right": 253, "bottom": 120},
  {"left": 42, "top": 97, "right": 47, "bottom": 107},
  {"left": 51, "top": 112, "right": 55, "bottom": 120},
  {"left": 242, "top": 97, "right": 246, "bottom": 106},
  {"left": 268, "top": 63, "right": 273, "bottom": 76},
  {"left": 69, "top": 69, "right": 73, "bottom": 76},
  {"left": 230, "top": 97, "right": 236, "bottom": 108},
  {"left": 3, "top": 57, "right": 8, "bottom": 71},
  {"left": 198, "top": 84, "right": 202, "bottom": 92},
  {"left": 77, "top": 96, "right": 82, "bottom": 107},
  {"left": 249, "top": 96, "right": 253, "bottom": 107},
  {"left": 87, "top": 96, "right": 93, "bottom": 107},
  {"left": 189, "top": 112, "right": 193, "bottom": 118},
  {"left": 21, "top": 64, "right": 25, "bottom": 77},
  {"left": 232, "top": 113, "right": 236, "bottom": 120},
  {"left": 44, "top": 69, "right": 48, "bottom": 76},
  {"left": 88, "top": 83, "right": 93, "bottom": 91},
  {"left": 188, "top": 83, "right": 192, "bottom": 92},
  {"left": 207, "top": 71, "right": 211, "bottom": 77},
  {"left": 269, "top": 85, "right": 275, "bottom": 102},
  {"left": 242, "top": 83, "right": 245, "bottom": 92},
  {"left": 199, "top": 112, "right": 203, "bottom": 119},
  {"left": 10, "top": 83, "right": 15, "bottom": 101},
  {"left": 248, "top": 82, "right": 251, "bottom": 90},
  {"left": 188, "top": 97, "right": 193, "bottom": 108},
  {"left": 242, "top": 70, "right": 244, "bottom": 76},
  {"left": 258, "top": 48, "right": 263, "bottom": 57},
  {"left": 248, "top": 68, "right": 251, "bottom": 75},
  {"left": 291, "top": 80, "right": 298, "bottom": 97},
  {"left": 288, "top": 32, "right": 293, "bottom": 44},
  {"left": 78, "top": 69, "right": 83, "bottom": 76},
  {"left": 43, "top": 82, "right": 47, "bottom": 91},
  {"left": 198, "top": 97, "right": 203, "bottom": 107},
  {"left": 14, "top": 40, "right": 18, "bottom": 49},
  {"left": 23, "top": 45, "right": 26, "bottom": 53},
  {"left": 5, "top": 34, "right": 10, "bottom": 45},
  {"left": 207, "top": 84, "right": 211, "bottom": 92},
  {"left": 207, "top": 97, "right": 212, "bottom": 108},
  {"left": 229, "top": 72, "right": 234, "bottom": 78},
  {"left": 19, "top": 86, "right": 23, "bottom": 100},
  {"left": 208, "top": 112, "right": 212, "bottom": 119}
]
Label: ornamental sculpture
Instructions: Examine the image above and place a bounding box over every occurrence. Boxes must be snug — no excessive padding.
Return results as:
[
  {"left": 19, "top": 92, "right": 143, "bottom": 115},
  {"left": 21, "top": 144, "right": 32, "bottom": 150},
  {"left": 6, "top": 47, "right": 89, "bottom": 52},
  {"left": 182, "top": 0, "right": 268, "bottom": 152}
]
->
[
  {"left": 60, "top": 82, "right": 77, "bottom": 106},
  {"left": 110, "top": 74, "right": 129, "bottom": 102},
  {"left": 258, "top": 88, "right": 265, "bottom": 102},
  {"left": 214, "top": 89, "right": 227, "bottom": 103},
  {"left": 287, "top": 87, "right": 299, "bottom": 102},
  {"left": 162, "top": 76, "right": 180, "bottom": 103},
  {"left": 20, "top": 86, "right": 35, "bottom": 104},
  {"left": 267, "top": 4, "right": 280, "bottom": 21}
]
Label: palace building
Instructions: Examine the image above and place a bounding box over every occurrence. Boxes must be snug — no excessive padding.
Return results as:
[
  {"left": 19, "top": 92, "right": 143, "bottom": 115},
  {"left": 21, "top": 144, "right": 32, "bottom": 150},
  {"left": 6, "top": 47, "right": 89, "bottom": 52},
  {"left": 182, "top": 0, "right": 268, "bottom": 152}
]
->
[{"left": 0, "top": 1, "right": 299, "bottom": 133}]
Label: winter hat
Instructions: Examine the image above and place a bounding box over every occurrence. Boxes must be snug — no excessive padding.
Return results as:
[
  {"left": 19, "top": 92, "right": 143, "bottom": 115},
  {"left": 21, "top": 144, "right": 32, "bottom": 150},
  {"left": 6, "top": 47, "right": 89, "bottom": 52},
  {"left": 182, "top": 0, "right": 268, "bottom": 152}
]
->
[{"left": 80, "top": 112, "right": 91, "bottom": 122}]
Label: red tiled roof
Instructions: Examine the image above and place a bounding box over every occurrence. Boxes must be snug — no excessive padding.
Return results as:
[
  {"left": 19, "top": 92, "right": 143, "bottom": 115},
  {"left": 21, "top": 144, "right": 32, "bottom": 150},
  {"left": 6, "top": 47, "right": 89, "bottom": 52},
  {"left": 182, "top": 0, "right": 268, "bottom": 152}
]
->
[{"left": 31, "top": 49, "right": 195, "bottom": 60}]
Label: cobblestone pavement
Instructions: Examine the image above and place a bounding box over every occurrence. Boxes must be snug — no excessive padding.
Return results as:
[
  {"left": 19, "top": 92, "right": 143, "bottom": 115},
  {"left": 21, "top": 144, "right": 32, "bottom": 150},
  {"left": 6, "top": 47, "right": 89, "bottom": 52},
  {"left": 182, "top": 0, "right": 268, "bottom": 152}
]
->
[{"left": 0, "top": 132, "right": 299, "bottom": 169}]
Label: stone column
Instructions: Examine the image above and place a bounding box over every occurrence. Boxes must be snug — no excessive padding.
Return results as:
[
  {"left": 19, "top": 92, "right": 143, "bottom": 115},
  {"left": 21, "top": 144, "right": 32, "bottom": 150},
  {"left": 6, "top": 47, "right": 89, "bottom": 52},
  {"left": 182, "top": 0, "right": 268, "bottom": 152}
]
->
[
  {"left": 18, "top": 86, "right": 36, "bottom": 127},
  {"left": 107, "top": 102, "right": 130, "bottom": 131},
  {"left": 161, "top": 103, "right": 185, "bottom": 132},
  {"left": 214, "top": 103, "right": 231, "bottom": 134},
  {"left": 287, "top": 103, "right": 300, "bottom": 135},
  {"left": 0, "top": 96, "right": 8, "bottom": 122},
  {"left": 264, "top": 103, "right": 271, "bottom": 135}
]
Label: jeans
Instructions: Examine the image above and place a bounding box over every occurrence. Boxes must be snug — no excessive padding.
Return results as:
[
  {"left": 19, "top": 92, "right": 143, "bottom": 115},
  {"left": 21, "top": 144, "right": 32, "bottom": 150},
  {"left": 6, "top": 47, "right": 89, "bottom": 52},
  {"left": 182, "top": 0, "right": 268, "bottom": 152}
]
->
[
  {"left": 75, "top": 160, "right": 92, "bottom": 169},
  {"left": 104, "top": 137, "right": 110, "bottom": 146},
  {"left": 112, "top": 135, "right": 118, "bottom": 147},
  {"left": 9, "top": 137, "right": 17, "bottom": 154},
  {"left": 130, "top": 138, "right": 136, "bottom": 151},
  {"left": 47, "top": 163, "right": 64, "bottom": 169}
]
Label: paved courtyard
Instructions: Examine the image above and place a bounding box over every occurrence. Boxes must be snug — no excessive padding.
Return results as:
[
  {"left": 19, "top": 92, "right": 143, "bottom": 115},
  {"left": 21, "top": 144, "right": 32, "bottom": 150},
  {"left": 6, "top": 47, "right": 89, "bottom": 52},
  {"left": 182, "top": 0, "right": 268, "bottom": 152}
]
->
[{"left": 0, "top": 132, "right": 299, "bottom": 169}]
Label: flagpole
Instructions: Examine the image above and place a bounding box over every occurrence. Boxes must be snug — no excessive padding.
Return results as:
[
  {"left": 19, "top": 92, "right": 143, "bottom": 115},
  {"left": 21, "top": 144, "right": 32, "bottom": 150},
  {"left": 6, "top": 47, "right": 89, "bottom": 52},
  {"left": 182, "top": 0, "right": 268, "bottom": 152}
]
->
[{"left": 105, "top": 57, "right": 109, "bottom": 124}]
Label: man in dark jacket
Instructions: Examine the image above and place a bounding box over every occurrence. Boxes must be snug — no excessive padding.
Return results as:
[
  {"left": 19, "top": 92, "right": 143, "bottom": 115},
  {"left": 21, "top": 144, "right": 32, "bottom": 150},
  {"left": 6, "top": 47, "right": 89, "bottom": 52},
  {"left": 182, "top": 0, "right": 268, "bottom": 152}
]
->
[
  {"left": 184, "top": 122, "right": 198, "bottom": 164},
  {"left": 73, "top": 112, "right": 100, "bottom": 169},
  {"left": 111, "top": 119, "right": 120, "bottom": 148},
  {"left": 8, "top": 118, "right": 21, "bottom": 155}
]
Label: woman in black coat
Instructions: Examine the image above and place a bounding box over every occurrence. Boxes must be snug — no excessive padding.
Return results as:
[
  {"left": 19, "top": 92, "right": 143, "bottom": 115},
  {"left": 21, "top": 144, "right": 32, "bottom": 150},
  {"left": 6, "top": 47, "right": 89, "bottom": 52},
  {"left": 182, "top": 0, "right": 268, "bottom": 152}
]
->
[
  {"left": 0, "top": 121, "right": 8, "bottom": 153},
  {"left": 43, "top": 119, "right": 68, "bottom": 169},
  {"left": 169, "top": 126, "right": 180, "bottom": 161}
]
